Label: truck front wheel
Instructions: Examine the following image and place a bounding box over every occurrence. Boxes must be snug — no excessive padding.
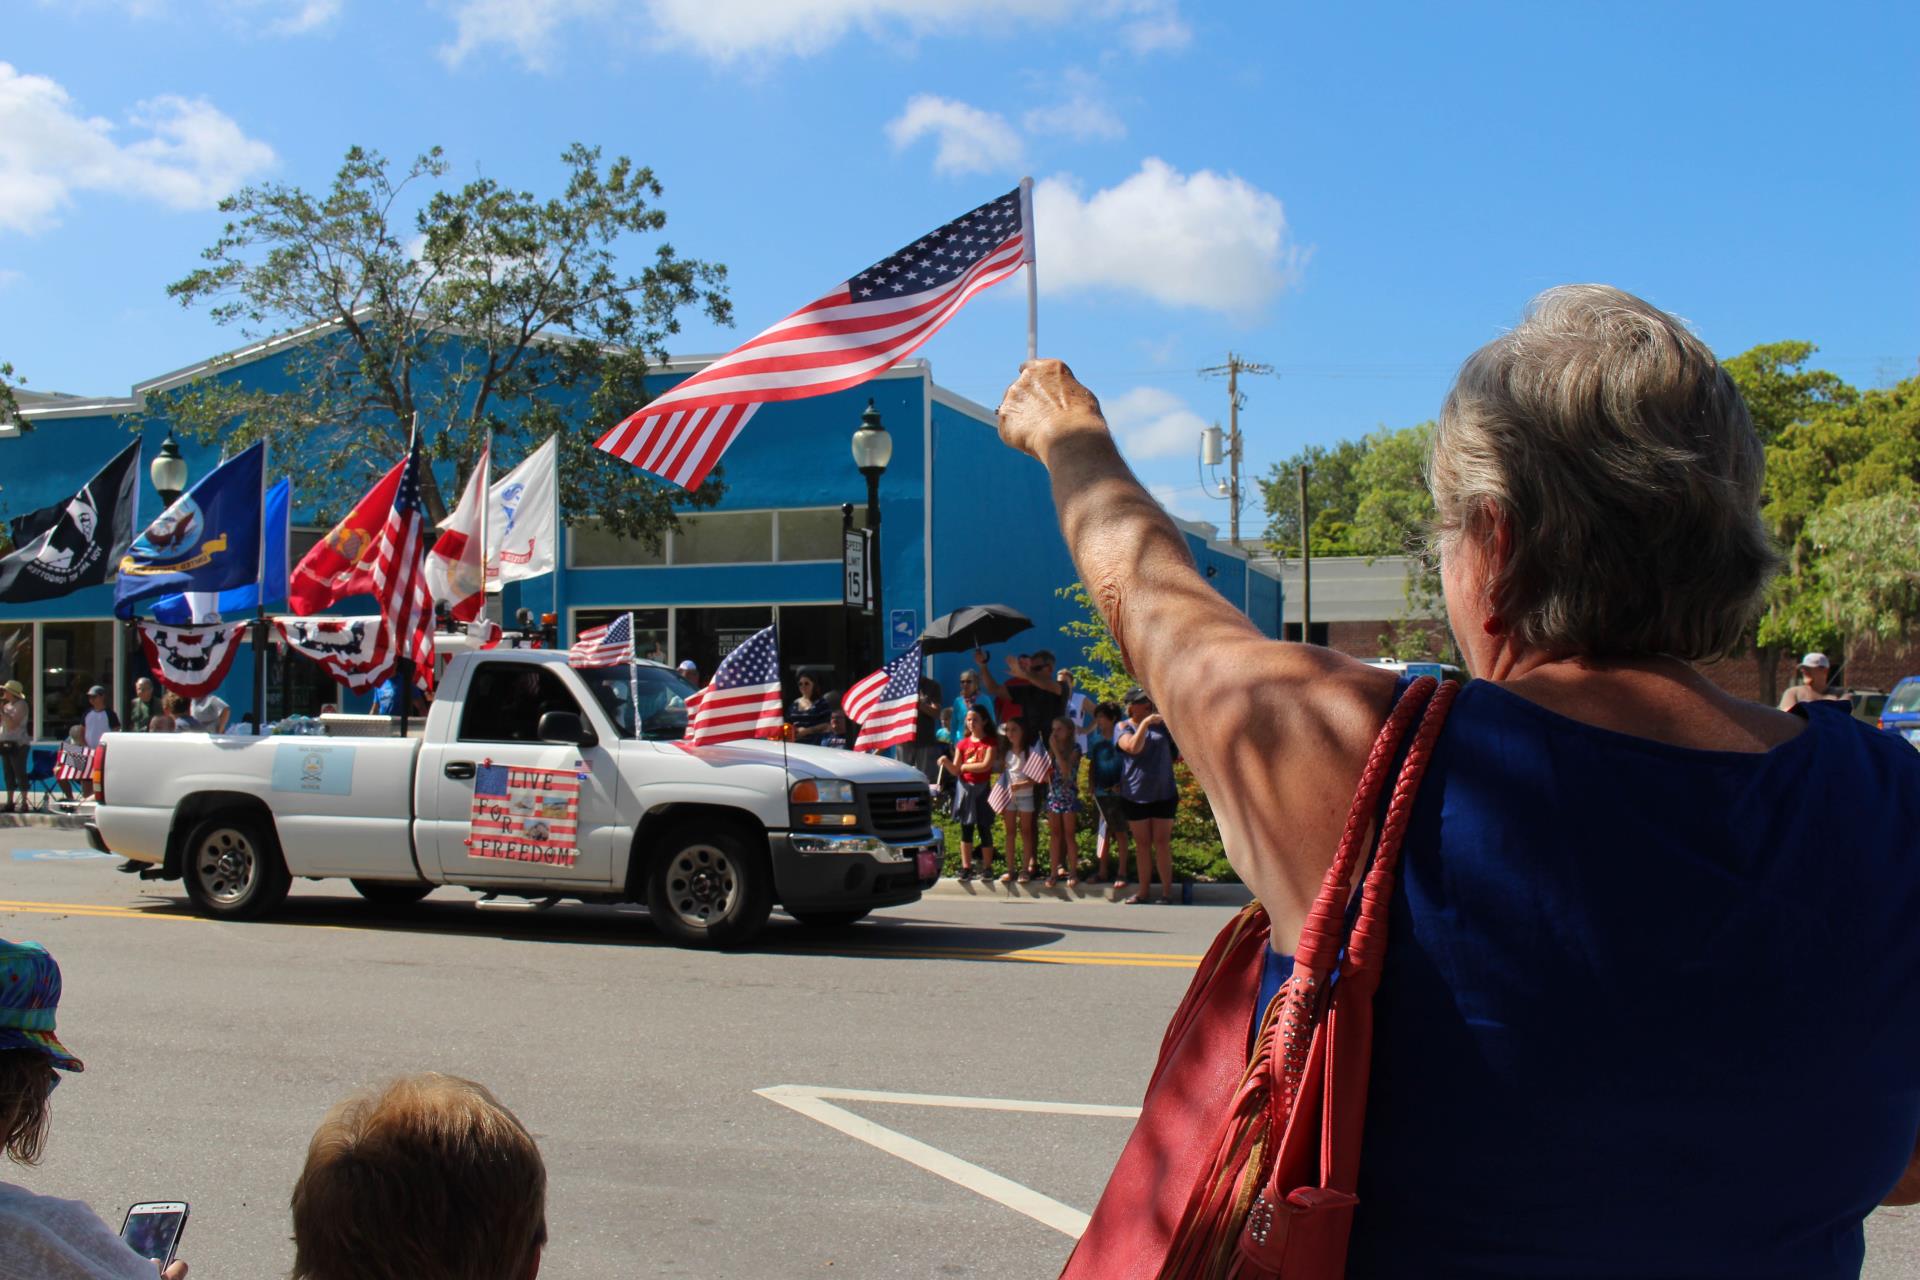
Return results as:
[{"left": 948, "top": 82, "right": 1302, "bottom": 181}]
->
[
  {"left": 181, "top": 814, "right": 290, "bottom": 921},
  {"left": 647, "top": 826, "right": 772, "bottom": 949}
]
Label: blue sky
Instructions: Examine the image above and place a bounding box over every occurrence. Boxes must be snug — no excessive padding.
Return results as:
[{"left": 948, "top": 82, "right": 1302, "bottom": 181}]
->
[{"left": 5, "top": 0, "right": 1916, "bottom": 533}]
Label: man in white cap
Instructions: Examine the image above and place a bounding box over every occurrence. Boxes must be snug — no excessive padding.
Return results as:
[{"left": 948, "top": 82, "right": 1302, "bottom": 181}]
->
[
  {"left": 1778, "top": 652, "right": 1844, "bottom": 711},
  {"left": 676, "top": 659, "right": 702, "bottom": 689}
]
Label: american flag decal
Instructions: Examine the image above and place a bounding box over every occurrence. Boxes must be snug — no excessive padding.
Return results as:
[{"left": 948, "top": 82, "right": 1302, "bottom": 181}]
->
[{"left": 595, "top": 188, "right": 1029, "bottom": 491}]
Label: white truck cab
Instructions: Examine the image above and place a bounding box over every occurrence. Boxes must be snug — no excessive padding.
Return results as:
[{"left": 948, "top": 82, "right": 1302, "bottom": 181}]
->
[{"left": 91, "top": 650, "right": 942, "bottom": 947}]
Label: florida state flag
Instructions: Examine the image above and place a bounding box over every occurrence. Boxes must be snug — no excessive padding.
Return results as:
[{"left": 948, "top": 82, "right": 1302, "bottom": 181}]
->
[{"left": 288, "top": 458, "right": 404, "bottom": 615}]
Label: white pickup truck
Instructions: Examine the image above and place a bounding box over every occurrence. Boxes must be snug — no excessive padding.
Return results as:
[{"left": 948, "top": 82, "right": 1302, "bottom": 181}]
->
[{"left": 89, "top": 649, "right": 942, "bottom": 947}]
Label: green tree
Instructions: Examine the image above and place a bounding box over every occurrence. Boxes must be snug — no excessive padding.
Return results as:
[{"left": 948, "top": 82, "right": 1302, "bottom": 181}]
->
[
  {"left": 159, "top": 143, "right": 733, "bottom": 535},
  {"left": 1806, "top": 493, "right": 1920, "bottom": 666},
  {"left": 1260, "top": 437, "right": 1366, "bottom": 556},
  {"left": 1721, "top": 340, "right": 1856, "bottom": 445},
  {"left": 1056, "top": 581, "right": 1134, "bottom": 703},
  {"left": 0, "top": 360, "right": 21, "bottom": 430}
]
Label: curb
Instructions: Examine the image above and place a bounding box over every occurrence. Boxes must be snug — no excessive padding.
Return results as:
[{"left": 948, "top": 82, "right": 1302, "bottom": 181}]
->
[
  {"left": 926, "top": 878, "right": 1252, "bottom": 907},
  {"left": 0, "top": 813, "right": 90, "bottom": 831}
]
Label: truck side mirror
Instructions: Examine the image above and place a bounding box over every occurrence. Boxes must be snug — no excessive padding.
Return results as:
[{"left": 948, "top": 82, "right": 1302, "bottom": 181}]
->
[{"left": 537, "top": 711, "right": 599, "bottom": 749}]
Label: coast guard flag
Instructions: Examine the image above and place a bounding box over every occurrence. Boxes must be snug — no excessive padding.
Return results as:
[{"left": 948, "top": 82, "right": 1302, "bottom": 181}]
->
[
  {"left": 114, "top": 441, "right": 266, "bottom": 620},
  {"left": 148, "top": 477, "right": 290, "bottom": 625},
  {"left": 596, "top": 188, "right": 1029, "bottom": 491},
  {"left": 0, "top": 440, "right": 140, "bottom": 604},
  {"left": 842, "top": 643, "right": 922, "bottom": 753},
  {"left": 486, "top": 437, "right": 556, "bottom": 588},
  {"left": 683, "top": 625, "right": 784, "bottom": 746}
]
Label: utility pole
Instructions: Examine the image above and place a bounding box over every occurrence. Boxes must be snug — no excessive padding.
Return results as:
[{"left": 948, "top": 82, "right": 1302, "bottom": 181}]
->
[
  {"left": 1298, "top": 464, "right": 1312, "bottom": 645},
  {"left": 1200, "top": 352, "right": 1273, "bottom": 545}
]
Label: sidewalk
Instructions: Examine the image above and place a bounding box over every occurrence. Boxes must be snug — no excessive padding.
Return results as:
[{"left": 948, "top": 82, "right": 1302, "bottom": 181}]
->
[
  {"left": 0, "top": 810, "right": 90, "bottom": 831},
  {"left": 925, "top": 877, "right": 1251, "bottom": 907}
]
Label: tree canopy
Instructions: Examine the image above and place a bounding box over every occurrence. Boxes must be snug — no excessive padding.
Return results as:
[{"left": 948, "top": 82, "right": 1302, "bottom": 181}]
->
[{"left": 156, "top": 143, "right": 734, "bottom": 537}]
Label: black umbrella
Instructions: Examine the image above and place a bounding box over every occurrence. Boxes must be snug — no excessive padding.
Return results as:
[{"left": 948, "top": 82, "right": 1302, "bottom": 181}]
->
[{"left": 918, "top": 604, "right": 1033, "bottom": 655}]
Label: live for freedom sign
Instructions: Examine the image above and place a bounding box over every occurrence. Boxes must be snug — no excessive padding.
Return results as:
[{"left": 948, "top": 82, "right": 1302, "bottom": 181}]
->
[{"left": 464, "top": 761, "right": 581, "bottom": 867}]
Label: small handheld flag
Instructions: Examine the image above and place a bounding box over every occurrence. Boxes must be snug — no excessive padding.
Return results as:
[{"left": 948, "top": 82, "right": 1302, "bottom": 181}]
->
[
  {"left": 842, "top": 643, "right": 923, "bottom": 753},
  {"left": 1020, "top": 745, "right": 1054, "bottom": 786},
  {"left": 596, "top": 187, "right": 1031, "bottom": 492}
]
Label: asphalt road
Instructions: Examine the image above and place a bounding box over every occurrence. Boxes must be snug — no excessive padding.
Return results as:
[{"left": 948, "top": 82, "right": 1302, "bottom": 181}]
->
[{"left": 2, "top": 827, "right": 1914, "bottom": 1279}]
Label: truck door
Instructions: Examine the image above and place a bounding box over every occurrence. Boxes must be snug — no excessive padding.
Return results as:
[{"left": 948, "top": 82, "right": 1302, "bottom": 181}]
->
[{"left": 417, "top": 661, "right": 619, "bottom": 888}]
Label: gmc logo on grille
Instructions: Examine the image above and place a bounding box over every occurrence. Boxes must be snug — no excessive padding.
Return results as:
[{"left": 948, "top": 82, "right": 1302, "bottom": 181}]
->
[{"left": 894, "top": 798, "right": 922, "bottom": 812}]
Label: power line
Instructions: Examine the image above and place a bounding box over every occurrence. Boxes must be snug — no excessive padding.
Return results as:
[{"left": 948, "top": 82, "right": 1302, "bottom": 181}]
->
[{"left": 1199, "top": 352, "right": 1273, "bottom": 545}]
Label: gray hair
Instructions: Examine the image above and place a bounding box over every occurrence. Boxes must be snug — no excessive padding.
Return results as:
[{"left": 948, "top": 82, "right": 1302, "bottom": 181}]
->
[{"left": 1429, "top": 285, "right": 1777, "bottom": 660}]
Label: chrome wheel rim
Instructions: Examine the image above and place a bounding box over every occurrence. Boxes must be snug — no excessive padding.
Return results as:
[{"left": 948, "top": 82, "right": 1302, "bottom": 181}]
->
[
  {"left": 194, "top": 828, "right": 256, "bottom": 905},
  {"left": 665, "top": 844, "right": 739, "bottom": 929}
]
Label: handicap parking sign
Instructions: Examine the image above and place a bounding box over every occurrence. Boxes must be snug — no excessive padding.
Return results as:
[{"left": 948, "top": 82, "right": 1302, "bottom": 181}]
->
[{"left": 890, "top": 609, "right": 917, "bottom": 652}]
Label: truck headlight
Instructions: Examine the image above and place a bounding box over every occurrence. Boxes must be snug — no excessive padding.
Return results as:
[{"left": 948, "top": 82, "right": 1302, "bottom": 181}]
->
[{"left": 790, "top": 779, "right": 855, "bottom": 805}]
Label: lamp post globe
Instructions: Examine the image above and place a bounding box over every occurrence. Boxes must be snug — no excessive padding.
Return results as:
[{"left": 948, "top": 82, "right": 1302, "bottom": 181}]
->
[
  {"left": 151, "top": 429, "right": 189, "bottom": 507},
  {"left": 850, "top": 400, "right": 891, "bottom": 671}
]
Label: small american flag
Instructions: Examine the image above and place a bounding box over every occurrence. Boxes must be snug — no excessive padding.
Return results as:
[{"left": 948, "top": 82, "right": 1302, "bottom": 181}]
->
[
  {"left": 1020, "top": 746, "right": 1054, "bottom": 786},
  {"left": 842, "top": 643, "right": 922, "bottom": 753},
  {"left": 365, "top": 434, "right": 437, "bottom": 693},
  {"left": 684, "top": 624, "right": 784, "bottom": 746},
  {"left": 55, "top": 743, "right": 97, "bottom": 782},
  {"left": 988, "top": 771, "right": 1012, "bottom": 815},
  {"left": 569, "top": 612, "right": 634, "bottom": 669},
  {"left": 596, "top": 188, "right": 1030, "bottom": 491}
]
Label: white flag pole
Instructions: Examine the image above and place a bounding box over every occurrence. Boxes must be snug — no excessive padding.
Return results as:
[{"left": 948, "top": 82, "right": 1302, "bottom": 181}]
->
[
  {"left": 626, "top": 611, "right": 639, "bottom": 739},
  {"left": 1019, "top": 175, "right": 1037, "bottom": 361},
  {"left": 478, "top": 427, "right": 492, "bottom": 627}
]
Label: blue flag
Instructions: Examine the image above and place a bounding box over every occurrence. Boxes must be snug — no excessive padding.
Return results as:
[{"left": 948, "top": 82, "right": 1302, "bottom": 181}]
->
[
  {"left": 146, "top": 476, "right": 290, "bottom": 624},
  {"left": 114, "top": 441, "right": 267, "bottom": 620}
]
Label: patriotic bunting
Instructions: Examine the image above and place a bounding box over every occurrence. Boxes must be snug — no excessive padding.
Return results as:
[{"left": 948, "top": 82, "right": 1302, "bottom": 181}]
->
[
  {"left": 136, "top": 621, "right": 248, "bottom": 698},
  {"left": 272, "top": 616, "right": 388, "bottom": 692}
]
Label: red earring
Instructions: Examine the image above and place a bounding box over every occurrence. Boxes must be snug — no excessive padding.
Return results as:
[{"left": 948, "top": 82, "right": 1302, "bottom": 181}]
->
[{"left": 1483, "top": 616, "right": 1505, "bottom": 636}]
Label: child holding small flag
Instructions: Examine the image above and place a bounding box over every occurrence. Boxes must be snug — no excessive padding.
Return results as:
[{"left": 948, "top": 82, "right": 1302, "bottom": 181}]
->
[
  {"left": 1044, "top": 716, "right": 1083, "bottom": 889},
  {"left": 996, "top": 717, "right": 1045, "bottom": 884},
  {"left": 940, "top": 706, "right": 1001, "bottom": 882}
]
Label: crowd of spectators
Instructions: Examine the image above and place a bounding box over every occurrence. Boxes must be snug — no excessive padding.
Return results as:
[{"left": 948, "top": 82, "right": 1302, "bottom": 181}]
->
[{"left": 0, "top": 936, "right": 548, "bottom": 1280}]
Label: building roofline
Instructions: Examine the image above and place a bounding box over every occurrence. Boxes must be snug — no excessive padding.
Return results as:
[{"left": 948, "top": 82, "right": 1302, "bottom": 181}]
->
[{"left": 929, "top": 383, "right": 998, "bottom": 425}]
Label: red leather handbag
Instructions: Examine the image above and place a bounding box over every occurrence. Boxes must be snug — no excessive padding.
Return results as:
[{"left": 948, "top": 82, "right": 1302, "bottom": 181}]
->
[{"left": 1060, "top": 676, "right": 1457, "bottom": 1280}]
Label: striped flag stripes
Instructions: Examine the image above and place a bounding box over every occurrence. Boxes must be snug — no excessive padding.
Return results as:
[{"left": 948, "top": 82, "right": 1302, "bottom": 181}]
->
[
  {"left": 841, "top": 643, "right": 922, "bottom": 753},
  {"left": 365, "top": 434, "right": 437, "bottom": 692}
]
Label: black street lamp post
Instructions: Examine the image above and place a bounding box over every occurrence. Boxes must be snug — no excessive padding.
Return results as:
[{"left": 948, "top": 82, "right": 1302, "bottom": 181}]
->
[
  {"left": 150, "top": 429, "right": 188, "bottom": 508},
  {"left": 849, "top": 400, "right": 892, "bottom": 672}
]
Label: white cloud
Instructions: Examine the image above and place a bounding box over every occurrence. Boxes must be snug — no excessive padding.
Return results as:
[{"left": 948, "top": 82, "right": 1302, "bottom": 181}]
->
[
  {"left": 1107, "top": 386, "right": 1209, "bottom": 461},
  {"left": 1034, "top": 158, "right": 1299, "bottom": 313},
  {"left": 885, "top": 94, "right": 1024, "bottom": 177},
  {"left": 440, "top": 0, "right": 1186, "bottom": 68},
  {"left": 0, "top": 64, "right": 276, "bottom": 235},
  {"left": 1148, "top": 483, "right": 1209, "bottom": 522},
  {"left": 440, "top": 0, "right": 609, "bottom": 71},
  {"left": 0, "top": 268, "right": 22, "bottom": 290},
  {"left": 227, "top": 0, "right": 344, "bottom": 34},
  {"left": 1022, "top": 70, "right": 1124, "bottom": 141}
]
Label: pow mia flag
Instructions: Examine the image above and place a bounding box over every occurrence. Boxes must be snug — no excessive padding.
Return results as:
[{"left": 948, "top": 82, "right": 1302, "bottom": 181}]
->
[{"left": 0, "top": 440, "right": 140, "bottom": 604}]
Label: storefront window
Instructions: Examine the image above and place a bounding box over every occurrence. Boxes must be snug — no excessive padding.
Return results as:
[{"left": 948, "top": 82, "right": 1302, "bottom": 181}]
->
[
  {"left": 674, "top": 606, "right": 774, "bottom": 684},
  {"left": 0, "top": 625, "right": 32, "bottom": 737},
  {"left": 775, "top": 604, "right": 852, "bottom": 697},
  {"left": 569, "top": 520, "right": 667, "bottom": 568},
  {"left": 777, "top": 509, "right": 851, "bottom": 562},
  {"left": 40, "top": 620, "right": 114, "bottom": 739},
  {"left": 674, "top": 512, "right": 773, "bottom": 565}
]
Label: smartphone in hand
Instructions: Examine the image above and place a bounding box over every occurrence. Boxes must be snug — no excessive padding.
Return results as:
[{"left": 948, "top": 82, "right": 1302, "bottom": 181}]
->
[{"left": 120, "top": 1202, "right": 188, "bottom": 1265}]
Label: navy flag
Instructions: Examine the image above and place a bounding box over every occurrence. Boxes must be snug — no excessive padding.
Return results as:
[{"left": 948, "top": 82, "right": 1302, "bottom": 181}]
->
[
  {"left": 0, "top": 439, "right": 141, "bottom": 604},
  {"left": 147, "top": 476, "right": 291, "bottom": 625},
  {"left": 114, "top": 441, "right": 267, "bottom": 620}
]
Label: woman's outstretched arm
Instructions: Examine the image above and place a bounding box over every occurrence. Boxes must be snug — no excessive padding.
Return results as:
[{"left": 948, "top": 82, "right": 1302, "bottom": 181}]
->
[{"left": 996, "top": 360, "right": 1399, "bottom": 942}]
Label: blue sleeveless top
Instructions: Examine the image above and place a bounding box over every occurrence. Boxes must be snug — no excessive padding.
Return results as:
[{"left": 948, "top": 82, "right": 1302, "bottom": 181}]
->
[{"left": 1257, "top": 680, "right": 1920, "bottom": 1279}]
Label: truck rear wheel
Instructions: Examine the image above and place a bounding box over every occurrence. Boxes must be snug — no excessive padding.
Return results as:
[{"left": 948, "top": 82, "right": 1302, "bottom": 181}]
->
[
  {"left": 647, "top": 826, "right": 772, "bottom": 949},
  {"left": 350, "top": 880, "right": 434, "bottom": 909},
  {"left": 181, "top": 814, "right": 289, "bottom": 921}
]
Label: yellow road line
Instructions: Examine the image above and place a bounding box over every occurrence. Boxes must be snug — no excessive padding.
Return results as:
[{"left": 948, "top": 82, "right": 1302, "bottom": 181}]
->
[{"left": 0, "top": 900, "right": 1205, "bottom": 968}]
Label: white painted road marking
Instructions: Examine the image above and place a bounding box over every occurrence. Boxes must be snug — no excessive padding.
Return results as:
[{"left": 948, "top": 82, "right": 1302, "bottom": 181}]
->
[{"left": 756, "top": 1084, "right": 1140, "bottom": 1238}]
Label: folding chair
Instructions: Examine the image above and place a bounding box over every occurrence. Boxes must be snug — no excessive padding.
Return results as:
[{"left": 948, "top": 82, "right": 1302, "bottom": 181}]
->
[{"left": 23, "top": 744, "right": 61, "bottom": 813}]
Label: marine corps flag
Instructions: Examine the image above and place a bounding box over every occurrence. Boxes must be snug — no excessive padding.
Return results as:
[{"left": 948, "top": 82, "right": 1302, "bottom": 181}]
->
[
  {"left": 0, "top": 439, "right": 140, "bottom": 604},
  {"left": 113, "top": 441, "right": 267, "bottom": 619},
  {"left": 287, "top": 456, "right": 404, "bottom": 615}
]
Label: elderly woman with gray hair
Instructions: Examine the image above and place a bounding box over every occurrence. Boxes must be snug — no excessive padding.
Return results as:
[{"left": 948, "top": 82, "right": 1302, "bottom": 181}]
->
[{"left": 999, "top": 286, "right": 1920, "bottom": 1277}]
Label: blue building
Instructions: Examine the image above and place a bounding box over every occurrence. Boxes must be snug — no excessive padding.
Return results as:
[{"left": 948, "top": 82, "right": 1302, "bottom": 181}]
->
[{"left": 2, "top": 327, "right": 1282, "bottom": 741}]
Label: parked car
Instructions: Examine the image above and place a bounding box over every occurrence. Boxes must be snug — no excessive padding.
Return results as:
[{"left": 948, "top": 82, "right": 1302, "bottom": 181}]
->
[
  {"left": 90, "top": 650, "right": 942, "bottom": 947},
  {"left": 1880, "top": 675, "right": 1920, "bottom": 750},
  {"left": 1362, "top": 657, "right": 1469, "bottom": 684},
  {"left": 1846, "top": 688, "right": 1888, "bottom": 726}
]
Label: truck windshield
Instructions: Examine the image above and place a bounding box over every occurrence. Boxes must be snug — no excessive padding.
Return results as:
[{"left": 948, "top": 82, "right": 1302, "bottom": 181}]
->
[{"left": 574, "top": 665, "right": 697, "bottom": 741}]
